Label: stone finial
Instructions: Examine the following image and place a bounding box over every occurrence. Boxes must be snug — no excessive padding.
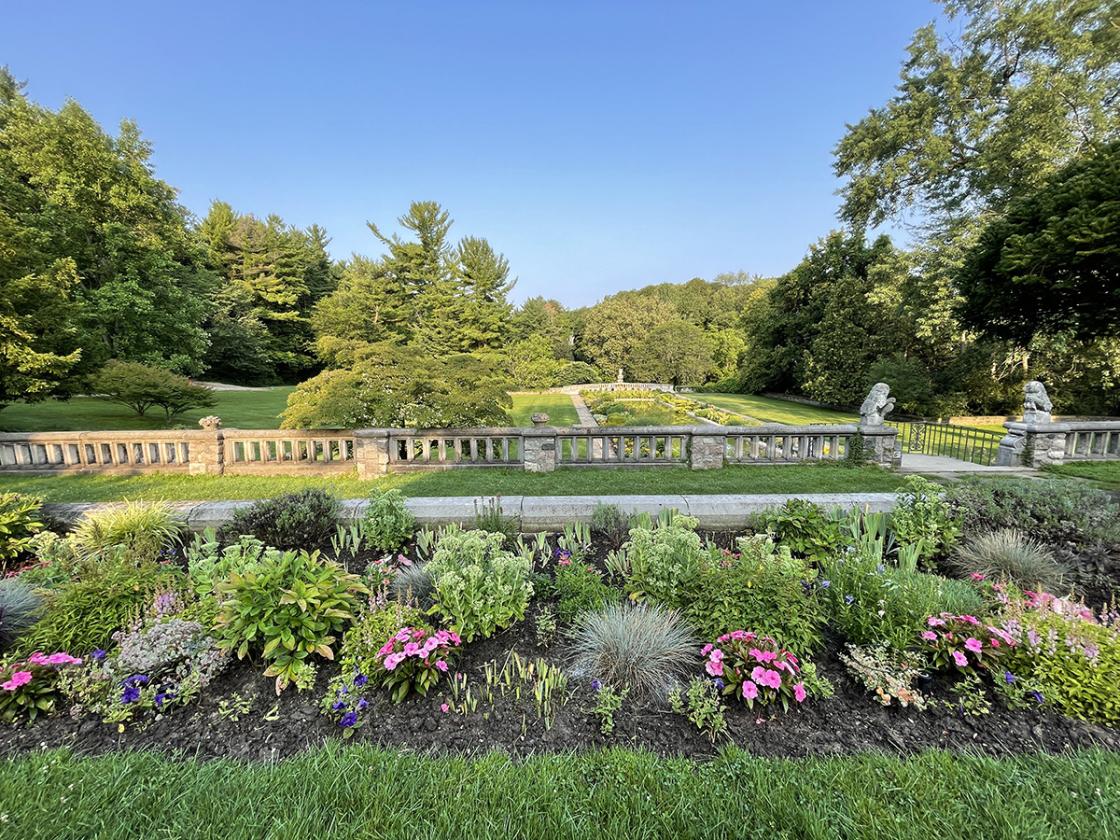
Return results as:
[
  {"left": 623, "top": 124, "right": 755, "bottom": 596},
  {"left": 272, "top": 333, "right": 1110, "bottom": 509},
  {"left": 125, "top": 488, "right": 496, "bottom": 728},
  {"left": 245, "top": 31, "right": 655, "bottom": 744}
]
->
[
  {"left": 616, "top": 367, "right": 624, "bottom": 383},
  {"left": 198, "top": 415, "right": 222, "bottom": 431},
  {"left": 859, "top": 382, "right": 896, "bottom": 427},
  {"left": 1022, "top": 380, "right": 1053, "bottom": 424},
  {"left": 530, "top": 412, "right": 550, "bottom": 427}
]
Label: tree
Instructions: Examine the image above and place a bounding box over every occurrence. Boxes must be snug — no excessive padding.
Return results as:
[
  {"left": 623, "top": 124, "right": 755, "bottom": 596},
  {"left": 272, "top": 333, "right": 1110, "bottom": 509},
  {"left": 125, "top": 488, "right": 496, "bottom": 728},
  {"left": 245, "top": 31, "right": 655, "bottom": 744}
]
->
[
  {"left": 578, "top": 295, "right": 677, "bottom": 378},
  {"left": 310, "top": 256, "right": 412, "bottom": 366},
  {"left": 835, "top": 0, "right": 1120, "bottom": 232},
  {"left": 958, "top": 141, "right": 1120, "bottom": 344},
  {"left": 280, "top": 344, "right": 511, "bottom": 429},
  {"left": 454, "top": 237, "right": 515, "bottom": 351},
  {"left": 632, "top": 321, "right": 715, "bottom": 386},
  {"left": 91, "top": 361, "right": 216, "bottom": 419}
]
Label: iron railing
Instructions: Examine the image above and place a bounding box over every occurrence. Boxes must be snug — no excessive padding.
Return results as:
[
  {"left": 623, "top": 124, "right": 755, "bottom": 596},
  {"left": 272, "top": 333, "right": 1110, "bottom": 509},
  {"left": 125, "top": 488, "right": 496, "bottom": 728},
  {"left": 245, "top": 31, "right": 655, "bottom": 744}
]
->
[{"left": 888, "top": 418, "right": 1004, "bottom": 466}]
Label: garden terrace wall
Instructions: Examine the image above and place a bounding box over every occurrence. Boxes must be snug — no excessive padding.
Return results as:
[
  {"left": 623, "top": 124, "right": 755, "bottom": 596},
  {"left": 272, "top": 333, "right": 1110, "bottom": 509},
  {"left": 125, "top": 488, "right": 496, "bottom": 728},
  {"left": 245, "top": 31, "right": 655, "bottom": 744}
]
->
[
  {"left": 996, "top": 420, "right": 1120, "bottom": 468},
  {"left": 0, "top": 423, "right": 901, "bottom": 476}
]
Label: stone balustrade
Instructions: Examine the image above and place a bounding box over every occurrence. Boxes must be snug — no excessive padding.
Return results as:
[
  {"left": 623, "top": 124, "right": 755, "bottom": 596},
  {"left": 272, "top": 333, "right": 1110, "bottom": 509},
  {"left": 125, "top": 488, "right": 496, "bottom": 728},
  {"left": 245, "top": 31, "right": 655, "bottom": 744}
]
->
[
  {"left": 0, "top": 421, "right": 900, "bottom": 477},
  {"left": 996, "top": 419, "right": 1120, "bottom": 468}
]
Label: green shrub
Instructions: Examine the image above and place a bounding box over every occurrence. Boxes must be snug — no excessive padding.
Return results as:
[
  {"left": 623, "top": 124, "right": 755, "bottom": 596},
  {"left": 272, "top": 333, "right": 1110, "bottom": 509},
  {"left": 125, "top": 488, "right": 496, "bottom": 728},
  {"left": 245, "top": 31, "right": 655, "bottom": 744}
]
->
[
  {"left": 71, "top": 501, "right": 181, "bottom": 564},
  {"left": 567, "top": 603, "right": 697, "bottom": 696},
  {"left": 554, "top": 562, "right": 621, "bottom": 623},
  {"left": 891, "top": 476, "right": 961, "bottom": 563},
  {"left": 686, "top": 536, "right": 825, "bottom": 653},
  {"left": 426, "top": 529, "right": 533, "bottom": 641},
  {"left": 624, "top": 517, "right": 705, "bottom": 604},
  {"left": 18, "top": 559, "right": 184, "bottom": 656},
  {"left": 0, "top": 579, "right": 44, "bottom": 651},
  {"left": 590, "top": 503, "right": 630, "bottom": 551},
  {"left": 818, "top": 551, "right": 983, "bottom": 651},
  {"left": 214, "top": 549, "right": 367, "bottom": 692},
  {"left": 185, "top": 530, "right": 271, "bottom": 600},
  {"left": 222, "top": 489, "right": 340, "bottom": 550},
  {"left": 91, "top": 360, "right": 216, "bottom": 418},
  {"left": 364, "top": 489, "right": 415, "bottom": 553},
  {"left": 951, "top": 529, "right": 1068, "bottom": 590},
  {"left": 0, "top": 493, "right": 44, "bottom": 569},
  {"left": 755, "top": 499, "right": 845, "bottom": 560}
]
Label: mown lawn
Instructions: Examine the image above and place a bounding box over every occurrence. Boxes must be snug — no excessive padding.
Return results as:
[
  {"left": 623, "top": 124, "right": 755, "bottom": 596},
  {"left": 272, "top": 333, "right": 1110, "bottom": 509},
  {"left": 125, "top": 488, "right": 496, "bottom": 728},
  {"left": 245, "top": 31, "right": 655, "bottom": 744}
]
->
[
  {"left": 700, "top": 393, "right": 857, "bottom": 424},
  {"left": 508, "top": 392, "right": 580, "bottom": 426},
  {"left": 0, "top": 463, "right": 909, "bottom": 503},
  {"left": 0, "top": 388, "right": 295, "bottom": 432},
  {"left": 0, "top": 746, "right": 1115, "bottom": 839},
  {"left": 1045, "top": 461, "right": 1120, "bottom": 491}
]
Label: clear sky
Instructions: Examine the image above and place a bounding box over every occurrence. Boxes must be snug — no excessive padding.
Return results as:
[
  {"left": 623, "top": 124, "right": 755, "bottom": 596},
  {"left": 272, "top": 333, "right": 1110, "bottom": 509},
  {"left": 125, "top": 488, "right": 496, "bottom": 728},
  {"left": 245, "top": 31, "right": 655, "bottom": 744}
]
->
[{"left": 2, "top": 1, "right": 940, "bottom": 306}]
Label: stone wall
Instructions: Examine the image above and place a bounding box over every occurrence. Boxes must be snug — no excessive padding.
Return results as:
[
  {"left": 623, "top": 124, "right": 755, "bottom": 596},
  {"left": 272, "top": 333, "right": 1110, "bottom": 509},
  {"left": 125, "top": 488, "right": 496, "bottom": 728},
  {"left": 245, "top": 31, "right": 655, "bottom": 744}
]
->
[{"left": 995, "top": 420, "right": 1120, "bottom": 468}]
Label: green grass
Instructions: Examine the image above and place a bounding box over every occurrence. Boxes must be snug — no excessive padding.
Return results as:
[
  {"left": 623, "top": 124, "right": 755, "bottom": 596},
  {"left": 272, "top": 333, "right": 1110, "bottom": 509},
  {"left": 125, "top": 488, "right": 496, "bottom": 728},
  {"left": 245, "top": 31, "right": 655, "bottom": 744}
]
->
[
  {"left": 1044, "top": 461, "right": 1120, "bottom": 490},
  {"left": 508, "top": 392, "right": 580, "bottom": 426},
  {"left": 0, "top": 388, "right": 295, "bottom": 432},
  {"left": 0, "top": 463, "right": 908, "bottom": 503},
  {"left": 701, "top": 393, "right": 857, "bottom": 425},
  {"left": 0, "top": 746, "right": 1115, "bottom": 839}
]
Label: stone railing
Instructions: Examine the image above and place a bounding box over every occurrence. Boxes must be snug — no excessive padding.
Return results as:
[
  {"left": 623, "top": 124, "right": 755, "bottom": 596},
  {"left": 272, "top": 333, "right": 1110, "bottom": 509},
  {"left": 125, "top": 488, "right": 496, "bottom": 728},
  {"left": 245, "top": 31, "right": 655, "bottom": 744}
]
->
[
  {"left": 0, "top": 421, "right": 899, "bottom": 477},
  {"left": 996, "top": 419, "right": 1120, "bottom": 468}
]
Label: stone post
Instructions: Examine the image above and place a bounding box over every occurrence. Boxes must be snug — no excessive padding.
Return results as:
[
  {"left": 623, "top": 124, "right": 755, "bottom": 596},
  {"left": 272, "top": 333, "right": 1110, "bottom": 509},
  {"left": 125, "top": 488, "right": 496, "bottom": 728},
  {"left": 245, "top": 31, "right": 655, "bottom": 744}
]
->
[
  {"left": 689, "top": 429, "right": 725, "bottom": 470},
  {"left": 995, "top": 421, "right": 1068, "bottom": 467},
  {"left": 190, "top": 416, "right": 224, "bottom": 475},
  {"left": 354, "top": 429, "right": 391, "bottom": 478},
  {"left": 858, "top": 426, "right": 901, "bottom": 469},
  {"left": 522, "top": 427, "right": 557, "bottom": 473}
]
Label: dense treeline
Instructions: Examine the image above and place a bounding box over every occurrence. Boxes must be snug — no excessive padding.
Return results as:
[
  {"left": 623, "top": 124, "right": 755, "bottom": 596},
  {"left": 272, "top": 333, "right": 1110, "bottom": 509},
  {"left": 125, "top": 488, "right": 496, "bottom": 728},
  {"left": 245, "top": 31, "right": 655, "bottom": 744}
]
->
[{"left": 2, "top": 0, "right": 1118, "bottom": 426}]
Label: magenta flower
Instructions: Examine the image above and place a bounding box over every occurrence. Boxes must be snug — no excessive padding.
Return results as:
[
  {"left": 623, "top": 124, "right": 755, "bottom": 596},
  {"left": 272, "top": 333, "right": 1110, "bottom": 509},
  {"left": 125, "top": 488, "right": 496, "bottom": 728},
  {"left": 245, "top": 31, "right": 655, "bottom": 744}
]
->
[
  {"left": 742, "top": 680, "right": 759, "bottom": 700},
  {"left": 921, "top": 631, "right": 937, "bottom": 642},
  {"left": 705, "top": 659, "right": 724, "bottom": 677},
  {"left": 440, "top": 703, "right": 450, "bottom": 713},
  {"left": 964, "top": 638, "right": 983, "bottom": 654},
  {"left": 952, "top": 650, "right": 968, "bottom": 667},
  {"left": 435, "top": 659, "right": 448, "bottom": 672},
  {"left": 1, "top": 671, "right": 32, "bottom": 691},
  {"left": 793, "top": 682, "right": 806, "bottom": 703}
]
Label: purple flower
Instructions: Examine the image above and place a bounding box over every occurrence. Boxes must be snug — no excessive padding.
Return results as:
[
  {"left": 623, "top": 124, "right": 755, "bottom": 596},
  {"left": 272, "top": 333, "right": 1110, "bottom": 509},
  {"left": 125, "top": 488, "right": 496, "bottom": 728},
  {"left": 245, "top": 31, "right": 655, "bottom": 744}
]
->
[
  {"left": 120, "top": 686, "right": 141, "bottom": 703},
  {"left": 819, "top": 579, "right": 831, "bottom": 589},
  {"left": 1004, "top": 671, "right": 1016, "bottom": 685},
  {"left": 338, "top": 711, "right": 358, "bottom": 728},
  {"left": 1029, "top": 690, "right": 1044, "bottom": 704},
  {"left": 875, "top": 564, "right": 886, "bottom": 574},
  {"left": 123, "top": 674, "right": 149, "bottom": 688},
  {"left": 331, "top": 700, "right": 346, "bottom": 711},
  {"left": 91, "top": 649, "right": 107, "bottom": 662},
  {"left": 353, "top": 673, "right": 368, "bottom": 687},
  {"left": 844, "top": 594, "right": 855, "bottom": 605},
  {"left": 154, "top": 691, "right": 174, "bottom": 707},
  {"left": 590, "top": 679, "right": 602, "bottom": 692},
  {"left": 357, "top": 698, "right": 368, "bottom": 710},
  {"left": 712, "top": 678, "right": 725, "bottom": 691}
]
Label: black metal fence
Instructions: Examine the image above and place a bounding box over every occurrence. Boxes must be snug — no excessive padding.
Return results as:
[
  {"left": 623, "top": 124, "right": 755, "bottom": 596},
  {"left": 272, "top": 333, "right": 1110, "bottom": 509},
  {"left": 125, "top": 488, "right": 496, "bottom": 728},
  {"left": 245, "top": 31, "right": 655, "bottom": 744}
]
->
[{"left": 888, "top": 418, "right": 1004, "bottom": 466}]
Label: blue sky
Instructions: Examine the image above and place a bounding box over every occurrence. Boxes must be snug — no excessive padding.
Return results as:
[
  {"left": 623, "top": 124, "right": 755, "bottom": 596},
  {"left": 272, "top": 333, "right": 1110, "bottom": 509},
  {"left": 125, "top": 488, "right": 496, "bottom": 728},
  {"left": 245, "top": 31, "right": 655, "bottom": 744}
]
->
[{"left": 2, "top": 1, "right": 940, "bottom": 306}]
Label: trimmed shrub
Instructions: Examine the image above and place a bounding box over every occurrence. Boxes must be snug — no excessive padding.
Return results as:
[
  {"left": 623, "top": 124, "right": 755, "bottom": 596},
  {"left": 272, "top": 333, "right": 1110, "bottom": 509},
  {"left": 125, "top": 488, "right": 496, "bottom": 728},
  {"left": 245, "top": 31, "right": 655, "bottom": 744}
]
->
[{"left": 222, "top": 490, "right": 340, "bottom": 550}]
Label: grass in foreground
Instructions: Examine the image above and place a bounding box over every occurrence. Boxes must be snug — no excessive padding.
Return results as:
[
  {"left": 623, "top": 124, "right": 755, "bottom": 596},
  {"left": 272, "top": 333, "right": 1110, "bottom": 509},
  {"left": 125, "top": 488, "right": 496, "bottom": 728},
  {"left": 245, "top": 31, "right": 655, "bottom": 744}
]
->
[
  {"left": 0, "top": 746, "right": 1115, "bottom": 839},
  {"left": 1045, "top": 461, "right": 1120, "bottom": 491},
  {"left": 0, "top": 388, "right": 295, "bottom": 432},
  {"left": 508, "top": 392, "right": 580, "bottom": 426},
  {"left": 0, "top": 464, "right": 909, "bottom": 503}
]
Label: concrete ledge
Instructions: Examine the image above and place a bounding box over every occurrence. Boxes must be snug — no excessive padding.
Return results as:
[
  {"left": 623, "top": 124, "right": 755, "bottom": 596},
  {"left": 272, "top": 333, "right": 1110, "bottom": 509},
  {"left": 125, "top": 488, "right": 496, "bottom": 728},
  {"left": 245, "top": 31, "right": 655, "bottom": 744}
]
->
[{"left": 42, "top": 492, "right": 899, "bottom": 533}]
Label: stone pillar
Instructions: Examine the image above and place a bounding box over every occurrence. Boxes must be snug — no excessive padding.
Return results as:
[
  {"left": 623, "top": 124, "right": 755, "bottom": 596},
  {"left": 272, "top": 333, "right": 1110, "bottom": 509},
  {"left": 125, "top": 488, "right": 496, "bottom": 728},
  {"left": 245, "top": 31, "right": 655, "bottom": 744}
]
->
[
  {"left": 995, "top": 422, "right": 1068, "bottom": 468},
  {"left": 858, "top": 426, "right": 901, "bottom": 469},
  {"left": 190, "top": 416, "right": 224, "bottom": 475},
  {"left": 689, "top": 430, "right": 725, "bottom": 470},
  {"left": 522, "top": 428, "right": 557, "bottom": 473},
  {"left": 354, "top": 429, "right": 391, "bottom": 478}
]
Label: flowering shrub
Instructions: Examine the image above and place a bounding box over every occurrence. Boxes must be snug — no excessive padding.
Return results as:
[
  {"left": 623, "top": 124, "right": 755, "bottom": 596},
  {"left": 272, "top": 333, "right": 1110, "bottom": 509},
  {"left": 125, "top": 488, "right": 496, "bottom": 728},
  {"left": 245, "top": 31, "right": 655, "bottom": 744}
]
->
[
  {"left": 0, "top": 651, "right": 82, "bottom": 722},
  {"left": 921, "top": 613, "right": 1014, "bottom": 671},
  {"left": 372, "top": 626, "right": 460, "bottom": 703},
  {"left": 702, "top": 630, "right": 807, "bottom": 711}
]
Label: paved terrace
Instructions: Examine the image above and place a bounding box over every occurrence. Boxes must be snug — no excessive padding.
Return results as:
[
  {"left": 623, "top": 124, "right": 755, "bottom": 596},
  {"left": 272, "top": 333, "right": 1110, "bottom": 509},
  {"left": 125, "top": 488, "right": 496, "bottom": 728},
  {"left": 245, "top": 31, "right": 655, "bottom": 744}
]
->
[{"left": 43, "top": 492, "right": 899, "bottom": 533}]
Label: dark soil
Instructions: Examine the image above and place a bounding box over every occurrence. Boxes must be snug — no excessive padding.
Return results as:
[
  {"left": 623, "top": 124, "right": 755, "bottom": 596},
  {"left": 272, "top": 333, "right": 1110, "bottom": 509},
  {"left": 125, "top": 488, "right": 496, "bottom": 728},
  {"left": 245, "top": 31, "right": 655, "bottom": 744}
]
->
[{"left": 1, "top": 528, "right": 1117, "bottom": 763}]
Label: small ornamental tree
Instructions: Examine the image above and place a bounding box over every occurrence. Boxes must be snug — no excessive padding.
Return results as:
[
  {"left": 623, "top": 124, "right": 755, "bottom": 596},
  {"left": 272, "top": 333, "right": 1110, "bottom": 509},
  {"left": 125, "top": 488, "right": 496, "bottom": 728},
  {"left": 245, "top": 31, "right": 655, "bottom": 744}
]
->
[{"left": 91, "top": 360, "right": 216, "bottom": 419}]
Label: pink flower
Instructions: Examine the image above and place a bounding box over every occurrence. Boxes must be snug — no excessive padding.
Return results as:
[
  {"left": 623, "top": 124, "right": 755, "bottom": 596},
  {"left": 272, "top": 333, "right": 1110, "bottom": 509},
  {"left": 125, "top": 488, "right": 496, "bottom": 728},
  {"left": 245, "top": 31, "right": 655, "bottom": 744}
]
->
[
  {"left": 760, "top": 669, "right": 783, "bottom": 690},
  {"left": 709, "top": 649, "right": 724, "bottom": 662},
  {"left": 412, "top": 628, "right": 425, "bottom": 640},
  {"left": 742, "top": 680, "right": 759, "bottom": 700},
  {"left": 964, "top": 638, "right": 983, "bottom": 654},
  {"left": 959, "top": 615, "right": 980, "bottom": 625},
  {"left": 750, "top": 648, "right": 777, "bottom": 663},
  {"left": 952, "top": 650, "right": 968, "bottom": 668},
  {"left": 700, "top": 644, "right": 713, "bottom": 656},
  {"left": 750, "top": 665, "right": 767, "bottom": 684},
  {"left": 394, "top": 629, "right": 411, "bottom": 642},
  {"left": 705, "top": 659, "right": 724, "bottom": 677},
  {"left": 927, "top": 617, "right": 946, "bottom": 627},
  {"left": 403, "top": 642, "right": 420, "bottom": 655},
  {"left": 793, "top": 682, "right": 806, "bottom": 703},
  {"left": 921, "top": 631, "right": 937, "bottom": 642},
  {"left": 435, "top": 659, "right": 448, "bottom": 672},
  {"left": 378, "top": 641, "right": 395, "bottom": 656},
  {"left": 440, "top": 703, "right": 449, "bottom": 713},
  {"left": 969, "top": 572, "right": 986, "bottom": 582},
  {"left": 1, "top": 671, "right": 32, "bottom": 691},
  {"left": 384, "top": 653, "right": 405, "bottom": 671}
]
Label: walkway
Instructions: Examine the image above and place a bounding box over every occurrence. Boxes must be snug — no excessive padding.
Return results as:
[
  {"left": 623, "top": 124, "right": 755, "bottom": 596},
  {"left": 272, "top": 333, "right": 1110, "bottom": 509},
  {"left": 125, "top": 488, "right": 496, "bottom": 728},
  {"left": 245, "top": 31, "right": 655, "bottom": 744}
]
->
[
  {"left": 899, "top": 453, "right": 1036, "bottom": 476},
  {"left": 43, "top": 492, "right": 898, "bottom": 533},
  {"left": 570, "top": 393, "right": 598, "bottom": 427}
]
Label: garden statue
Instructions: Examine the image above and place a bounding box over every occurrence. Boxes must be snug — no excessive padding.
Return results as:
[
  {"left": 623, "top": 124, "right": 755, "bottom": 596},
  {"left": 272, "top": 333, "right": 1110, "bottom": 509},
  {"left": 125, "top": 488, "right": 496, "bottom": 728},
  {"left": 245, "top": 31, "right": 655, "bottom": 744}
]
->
[
  {"left": 1022, "top": 380, "right": 1053, "bottom": 424},
  {"left": 616, "top": 367, "right": 624, "bottom": 383},
  {"left": 198, "top": 415, "right": 222, "bottom": 430},
  {"left": 859, "top": 383, "right": 895, "bottom": 427}
]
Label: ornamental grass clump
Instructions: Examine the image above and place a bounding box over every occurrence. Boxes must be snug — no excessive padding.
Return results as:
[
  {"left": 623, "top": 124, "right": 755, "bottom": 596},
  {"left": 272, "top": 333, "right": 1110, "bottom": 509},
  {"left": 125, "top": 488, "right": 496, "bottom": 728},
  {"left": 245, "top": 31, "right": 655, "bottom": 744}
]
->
[
  {"left": 567, "top": 603, "right": 697, "bottom": 696},
  {"left": 702, "top": 630, "right": 807, "bottom": 711},
  {"left": 0, "top": 579, "right": 44, "bottom": 651},
  {"left": 951, "top": 529, "right": 1067, "bottom": 591},
  {"left": 71, "top": 500, "right": 182, "bottom": 564}
]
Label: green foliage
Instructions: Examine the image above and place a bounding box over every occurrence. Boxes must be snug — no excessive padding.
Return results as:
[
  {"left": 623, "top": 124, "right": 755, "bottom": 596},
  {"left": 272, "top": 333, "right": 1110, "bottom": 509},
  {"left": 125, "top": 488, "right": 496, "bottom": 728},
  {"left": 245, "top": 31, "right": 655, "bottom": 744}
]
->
[
  {"left": 0, "top": 492, "right": 43, "bottom": 567},
  {"left": 213, "top": 549, "right": 367, "bottom": 693},
  {"left": 425, "top": 529, "right": 533, "bottom": 641},
  {"left": 667, "top": 676, "right": 727, "bottom": 743},
  {"left": 591, "top": 684, "right": 627, "bottom": 735},
  {"left": 892, "top": 476, "right": 961, "bottom": 563},
  {"left": 90, "top": 361, "right": 216, "bottom": 418},
  {"left": 18, "top": 559, "right": 184, "bottom": 656},
  {"left": 590, "top": 503, "right": 630, "bottom": 551},
  {"left": 185, "top": 530, "right": 271, "bottom": 600},
  {"left": 687, "top": 536, "right": 825, "bottom": 653},
  {"left": 222, "top": 489, "right": 340, "bottom": 550},
  {"left": 755, "top": 499, "right": 845, "bottom": 560},
  {"left": 70, "top": 500, "right": 182, "bottom": 564},
  {"left": 567, "top": 603, "right": 697, "bottom": 696},
  {"left": 472, "top": 497, "right": 520, "bottom": 545},
  {"left": 840, "top": 644, "right": 928, "bottom": 709},
  {"left": 0, "top": 578, "right": 44, "bottom": 650},
  {"left": 553, "top": 562, "right": 621, "bottom": 624},
  {"left": 818, "top": 551, "right": 983, "bottom": 652},
  {"left": 631, "top": 320, "right": 715, "bottom": 387},
  {"left": 363, "top": 489, "right": 415, "bottom": 553},
  {"left": 951, "top": 529, "right": 1067, "bottom": 590},
  {"left": 623, "top": 517, "right": 705, "bottom": 604}
]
